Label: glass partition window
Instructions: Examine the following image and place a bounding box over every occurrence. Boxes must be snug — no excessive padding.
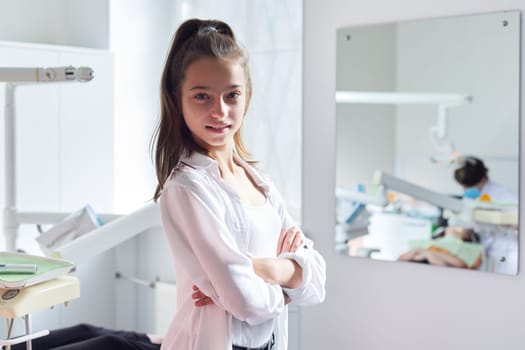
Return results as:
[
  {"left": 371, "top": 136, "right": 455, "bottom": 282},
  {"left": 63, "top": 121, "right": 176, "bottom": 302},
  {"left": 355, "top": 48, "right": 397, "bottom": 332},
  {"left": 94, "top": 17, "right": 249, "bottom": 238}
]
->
[{"left": 334, "top": 11, "right": 520, "bottom": 275}]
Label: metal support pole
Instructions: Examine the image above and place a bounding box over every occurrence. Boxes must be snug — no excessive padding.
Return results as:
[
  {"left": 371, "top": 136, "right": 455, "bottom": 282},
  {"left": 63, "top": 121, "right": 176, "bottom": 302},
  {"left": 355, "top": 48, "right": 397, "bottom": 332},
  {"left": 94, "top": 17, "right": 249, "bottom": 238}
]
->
[
  {"left": 4, "top": 83, "right": 18, "bottom": 252},
  {"left": 24, "top": 314, "right": 32, "bottom": 350}
]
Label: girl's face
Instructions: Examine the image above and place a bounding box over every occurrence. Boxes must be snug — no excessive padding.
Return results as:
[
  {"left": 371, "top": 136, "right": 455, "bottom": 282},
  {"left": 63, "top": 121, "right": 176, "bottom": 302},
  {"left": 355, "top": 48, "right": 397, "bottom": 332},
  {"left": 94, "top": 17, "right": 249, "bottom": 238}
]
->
[{"left": 181, "top": 56, "right": 247, "bottom": 152}]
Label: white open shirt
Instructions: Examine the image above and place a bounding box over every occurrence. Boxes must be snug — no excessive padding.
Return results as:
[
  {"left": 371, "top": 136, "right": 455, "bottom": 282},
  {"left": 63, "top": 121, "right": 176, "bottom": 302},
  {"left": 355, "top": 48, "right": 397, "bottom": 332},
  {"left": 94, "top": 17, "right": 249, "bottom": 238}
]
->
[{"left": 159, "top": 152, "right": 326, "bottom": 350}]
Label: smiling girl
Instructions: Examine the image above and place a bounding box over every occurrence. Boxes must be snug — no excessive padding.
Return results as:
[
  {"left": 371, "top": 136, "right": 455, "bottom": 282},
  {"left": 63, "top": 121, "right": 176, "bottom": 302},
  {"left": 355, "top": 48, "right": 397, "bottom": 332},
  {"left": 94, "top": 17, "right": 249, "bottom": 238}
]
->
[{"left": 152, "top": 18, "right": 326, "bottom": 350}]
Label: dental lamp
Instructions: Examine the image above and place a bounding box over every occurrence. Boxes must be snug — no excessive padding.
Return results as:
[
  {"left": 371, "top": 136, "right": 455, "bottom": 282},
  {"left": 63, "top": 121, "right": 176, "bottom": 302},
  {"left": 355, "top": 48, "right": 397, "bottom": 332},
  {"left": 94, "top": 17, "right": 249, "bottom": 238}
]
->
[
  {"left": 1, "top": 66, "right": 95, "bottom": 252},
  {"left": 0, "top": 66, "right": 94, "bottom": 83},
  {"left": 335, "top": 91, "right": 473, "bottom": 158}
]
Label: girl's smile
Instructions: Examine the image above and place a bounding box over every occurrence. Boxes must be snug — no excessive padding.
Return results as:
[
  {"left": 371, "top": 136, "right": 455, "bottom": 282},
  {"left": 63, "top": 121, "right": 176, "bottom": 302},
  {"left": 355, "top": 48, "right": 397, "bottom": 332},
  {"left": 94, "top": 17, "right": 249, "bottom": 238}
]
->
[{"left": 205, "top": 123, "right": 232, "bottom": 133}]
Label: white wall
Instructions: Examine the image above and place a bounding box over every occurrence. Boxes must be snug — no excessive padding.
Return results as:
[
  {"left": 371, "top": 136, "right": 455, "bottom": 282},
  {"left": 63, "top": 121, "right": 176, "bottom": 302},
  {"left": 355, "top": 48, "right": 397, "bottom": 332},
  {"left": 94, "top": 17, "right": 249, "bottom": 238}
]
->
[
  {"left": 0, "top": 0, "right": 109, "bottom": 49},
  {"left": 110, "top": 0, "right": 172, "bottom": 213},
  {"left": 303, "top": 1, "right": 525, "bottom": 349}
]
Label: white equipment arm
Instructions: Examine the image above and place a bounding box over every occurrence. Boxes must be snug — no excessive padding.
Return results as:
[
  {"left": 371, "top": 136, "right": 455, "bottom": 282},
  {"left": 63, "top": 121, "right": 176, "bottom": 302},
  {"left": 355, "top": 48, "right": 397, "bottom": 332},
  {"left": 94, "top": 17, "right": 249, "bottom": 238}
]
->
[{"left": 372, "top": 171, "right": 464, "bottom": 212}]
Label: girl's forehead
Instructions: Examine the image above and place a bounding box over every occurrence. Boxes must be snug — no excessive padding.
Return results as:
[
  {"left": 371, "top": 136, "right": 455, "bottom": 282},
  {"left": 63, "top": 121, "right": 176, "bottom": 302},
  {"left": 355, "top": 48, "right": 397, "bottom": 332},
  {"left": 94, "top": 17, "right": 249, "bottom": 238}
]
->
[
  {"left": 186, "top": 56, "right": 244, "bottom": 72},
  {"left": 183, "top": 56, "right": 246, "bottom": 87}
]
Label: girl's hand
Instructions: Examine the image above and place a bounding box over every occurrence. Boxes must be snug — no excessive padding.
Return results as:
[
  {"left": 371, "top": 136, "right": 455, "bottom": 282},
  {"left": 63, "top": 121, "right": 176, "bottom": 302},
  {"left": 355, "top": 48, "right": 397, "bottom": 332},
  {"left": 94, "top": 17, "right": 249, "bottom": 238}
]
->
[
  {"left": 277, "top": 227, "right": 304, "bottom": 255},
  {"left": 192, "top": 285, "right": 214, "bottom": 307}
]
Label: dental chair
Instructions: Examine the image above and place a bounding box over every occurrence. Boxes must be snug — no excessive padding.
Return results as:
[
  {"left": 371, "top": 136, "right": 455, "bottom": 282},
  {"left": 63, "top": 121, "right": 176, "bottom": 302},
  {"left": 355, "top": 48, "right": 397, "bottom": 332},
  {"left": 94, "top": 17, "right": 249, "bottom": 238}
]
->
[
  {"left": 0, "top": 276, "right": 79, "bottom": 349},
  {"left": 0, "top": 252, "right": 79, "bottom": 350}
]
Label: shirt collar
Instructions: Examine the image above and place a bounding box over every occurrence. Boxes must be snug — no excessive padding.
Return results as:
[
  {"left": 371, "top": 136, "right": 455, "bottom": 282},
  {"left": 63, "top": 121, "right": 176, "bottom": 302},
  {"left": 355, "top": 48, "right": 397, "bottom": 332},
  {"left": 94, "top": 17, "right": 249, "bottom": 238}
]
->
[
  {"left": 179, "top": 151, "right": 216, "bottom": 169},
  {"left": 178, "top": 150, "right": 269, "bottom": 193}
]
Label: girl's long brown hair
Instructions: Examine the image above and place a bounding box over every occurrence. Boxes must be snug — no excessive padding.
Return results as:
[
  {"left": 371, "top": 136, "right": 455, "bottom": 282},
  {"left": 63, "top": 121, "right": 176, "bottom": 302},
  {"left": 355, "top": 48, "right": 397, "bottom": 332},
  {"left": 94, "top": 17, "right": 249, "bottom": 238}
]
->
[{"left": 151, "top": 19, "right": 253, "bottom": 201}]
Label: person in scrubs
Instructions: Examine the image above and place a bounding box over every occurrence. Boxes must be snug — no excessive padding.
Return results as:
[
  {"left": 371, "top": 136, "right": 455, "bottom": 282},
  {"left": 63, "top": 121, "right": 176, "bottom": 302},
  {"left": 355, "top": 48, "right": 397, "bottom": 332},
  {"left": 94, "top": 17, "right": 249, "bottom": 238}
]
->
[
  {"left": 454, "top": 155, "right": 518, "bottom": 274},
  {"left": 454, "top": 156, "right": 517, "bottom": 203}
]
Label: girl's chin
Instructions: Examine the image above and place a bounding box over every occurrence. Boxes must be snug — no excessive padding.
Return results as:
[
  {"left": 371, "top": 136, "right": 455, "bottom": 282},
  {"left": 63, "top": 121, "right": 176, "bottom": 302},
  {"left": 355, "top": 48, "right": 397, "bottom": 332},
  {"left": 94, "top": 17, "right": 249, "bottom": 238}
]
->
[{"left": 196, "top": 136, "right": 234, "bottom": 150}]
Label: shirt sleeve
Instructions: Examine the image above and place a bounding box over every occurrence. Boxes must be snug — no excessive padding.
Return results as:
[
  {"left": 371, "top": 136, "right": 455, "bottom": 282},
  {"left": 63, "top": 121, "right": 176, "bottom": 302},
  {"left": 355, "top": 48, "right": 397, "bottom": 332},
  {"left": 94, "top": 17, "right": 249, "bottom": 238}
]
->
[
  {"left": 267, "top": 179, "right": 327, "bottom": 306},
  {"left": 279, "top": 238, "right": 326, "bottom": 306},
  {"left": 160, "top": 179, "right": 285, "bottom": 325}
]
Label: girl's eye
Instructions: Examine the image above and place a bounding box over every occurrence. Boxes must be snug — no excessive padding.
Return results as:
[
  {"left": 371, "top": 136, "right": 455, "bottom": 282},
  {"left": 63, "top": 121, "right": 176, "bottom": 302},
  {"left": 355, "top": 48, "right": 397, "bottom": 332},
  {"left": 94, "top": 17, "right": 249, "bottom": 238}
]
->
[
  {"left": 227, "top": 91, "right": 241, "bottom": 99},
  {"left": 194, "top": 93, "right": 209, "bottom": 100}
]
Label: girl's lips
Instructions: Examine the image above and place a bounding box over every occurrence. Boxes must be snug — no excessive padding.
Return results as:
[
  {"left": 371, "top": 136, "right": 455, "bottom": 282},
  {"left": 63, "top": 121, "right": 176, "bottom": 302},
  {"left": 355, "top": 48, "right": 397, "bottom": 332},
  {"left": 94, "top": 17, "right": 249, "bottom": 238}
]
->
[{"left": 206, "top": 124, "right": 231, "bottom": 133}]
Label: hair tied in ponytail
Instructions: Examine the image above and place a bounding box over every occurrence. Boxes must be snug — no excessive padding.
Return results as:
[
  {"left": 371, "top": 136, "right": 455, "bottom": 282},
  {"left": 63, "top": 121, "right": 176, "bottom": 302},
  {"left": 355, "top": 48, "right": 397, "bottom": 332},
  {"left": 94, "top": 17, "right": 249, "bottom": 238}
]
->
[{"left": 202, "top": 25, "right": 218, "bottom": 34}]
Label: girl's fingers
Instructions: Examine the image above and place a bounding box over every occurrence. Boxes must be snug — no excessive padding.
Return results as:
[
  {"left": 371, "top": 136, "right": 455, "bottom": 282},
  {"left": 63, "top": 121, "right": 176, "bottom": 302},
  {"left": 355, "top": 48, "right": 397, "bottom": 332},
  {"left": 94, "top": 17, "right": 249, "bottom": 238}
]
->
[
  {"left": 292, "top": 236, "right": 304, "bottom": 252},
  {"left": 278, "top": 227, "right": 303, "bottom": 254},
  {"left": 287, "top": 230, "right": 302, "bottom": 253},
  {"left": 194, "top": 296, "right": 213, "bottom": 306},
  {"left": 192, "top": 290, "right": 206, "bottom": 299},
  {"left": 276, "top": 228, "right": 286, "bottom": 255},
  {"left": 281, "top": 230, "right": 293, "bottom": 253},
  {"left": 191, "top": 285, "right": 214, "bottom": 307}
]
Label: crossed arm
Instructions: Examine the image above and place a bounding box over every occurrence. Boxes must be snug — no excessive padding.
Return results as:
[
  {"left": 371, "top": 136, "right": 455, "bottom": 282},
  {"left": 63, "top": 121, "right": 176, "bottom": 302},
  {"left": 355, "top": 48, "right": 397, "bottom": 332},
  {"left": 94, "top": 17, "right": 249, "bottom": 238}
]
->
[{"left": 193, "top": 226, "right": 304, "bottom": 307}]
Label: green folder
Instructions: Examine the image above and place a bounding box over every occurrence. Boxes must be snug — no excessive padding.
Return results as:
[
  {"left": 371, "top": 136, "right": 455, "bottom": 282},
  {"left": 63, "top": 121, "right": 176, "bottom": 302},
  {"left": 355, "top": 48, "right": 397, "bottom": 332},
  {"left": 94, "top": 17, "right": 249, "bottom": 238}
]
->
[{"left": 0, "top": 252, "right": 75, "bottom": 288}]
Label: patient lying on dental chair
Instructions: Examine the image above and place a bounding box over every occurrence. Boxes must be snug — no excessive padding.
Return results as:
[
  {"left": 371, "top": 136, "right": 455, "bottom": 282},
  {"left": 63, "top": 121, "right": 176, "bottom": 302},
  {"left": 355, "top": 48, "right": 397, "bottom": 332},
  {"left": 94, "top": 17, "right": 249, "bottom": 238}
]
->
[
  {"left": 398, "top": 226, "right": 483, "bottom": 269},
  {"left": 11, "top": 323, "right": 162, "bottom": 350}
]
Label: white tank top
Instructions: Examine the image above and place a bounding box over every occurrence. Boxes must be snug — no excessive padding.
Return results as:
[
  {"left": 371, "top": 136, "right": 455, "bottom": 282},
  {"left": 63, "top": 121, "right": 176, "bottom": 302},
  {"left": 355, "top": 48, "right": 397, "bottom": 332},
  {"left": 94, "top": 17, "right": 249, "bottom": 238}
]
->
[{"left": 232, "top": 198, "right": 281, "bottom": 347}]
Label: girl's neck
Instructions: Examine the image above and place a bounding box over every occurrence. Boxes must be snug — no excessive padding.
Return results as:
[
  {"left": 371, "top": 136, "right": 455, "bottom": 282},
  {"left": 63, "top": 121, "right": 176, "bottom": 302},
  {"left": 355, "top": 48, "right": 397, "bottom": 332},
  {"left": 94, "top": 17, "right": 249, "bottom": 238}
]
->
[{"left": 208, "top": 147, "right": 237, "bottom": 177}]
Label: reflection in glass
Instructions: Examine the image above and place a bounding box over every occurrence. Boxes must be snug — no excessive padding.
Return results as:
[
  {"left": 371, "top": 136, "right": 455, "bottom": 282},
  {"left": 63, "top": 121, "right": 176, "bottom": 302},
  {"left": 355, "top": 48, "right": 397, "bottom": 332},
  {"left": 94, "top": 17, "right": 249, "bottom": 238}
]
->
[{"left": 334, "top": 11, "right": 520, "bottom": 275}]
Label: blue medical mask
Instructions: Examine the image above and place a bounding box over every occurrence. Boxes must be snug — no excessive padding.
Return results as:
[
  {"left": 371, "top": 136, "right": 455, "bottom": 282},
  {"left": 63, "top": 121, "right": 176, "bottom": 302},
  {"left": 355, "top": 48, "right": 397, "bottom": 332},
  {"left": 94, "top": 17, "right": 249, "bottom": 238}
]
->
[{"left": 463, "top": 187, "right": 481, "bottom": 199}]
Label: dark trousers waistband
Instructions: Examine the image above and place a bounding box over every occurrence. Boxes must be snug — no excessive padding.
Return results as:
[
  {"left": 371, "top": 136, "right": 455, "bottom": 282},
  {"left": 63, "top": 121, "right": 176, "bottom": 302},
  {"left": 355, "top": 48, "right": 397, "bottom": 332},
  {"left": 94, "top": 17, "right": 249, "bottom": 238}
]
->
[{"left": 232, "top": 333, "right": 275, "bottom": 350}]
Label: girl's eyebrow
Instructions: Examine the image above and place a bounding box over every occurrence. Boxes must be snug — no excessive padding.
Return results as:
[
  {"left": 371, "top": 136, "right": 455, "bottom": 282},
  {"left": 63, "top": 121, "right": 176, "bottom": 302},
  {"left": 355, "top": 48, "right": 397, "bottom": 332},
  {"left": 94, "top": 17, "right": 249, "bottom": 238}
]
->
[
  {"left": 189, "top": 84, "right": 243, "bottom": 91},
  {"left": 189, "top": 85, "right": 209, "bottom": 90}
]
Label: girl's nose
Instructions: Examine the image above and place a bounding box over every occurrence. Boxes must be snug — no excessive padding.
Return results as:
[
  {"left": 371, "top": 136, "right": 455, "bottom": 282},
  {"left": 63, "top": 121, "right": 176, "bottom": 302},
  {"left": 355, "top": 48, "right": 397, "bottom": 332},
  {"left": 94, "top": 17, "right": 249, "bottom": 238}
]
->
[{"left": 210, "top": 99, "right": 227, "bottom": 118}]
